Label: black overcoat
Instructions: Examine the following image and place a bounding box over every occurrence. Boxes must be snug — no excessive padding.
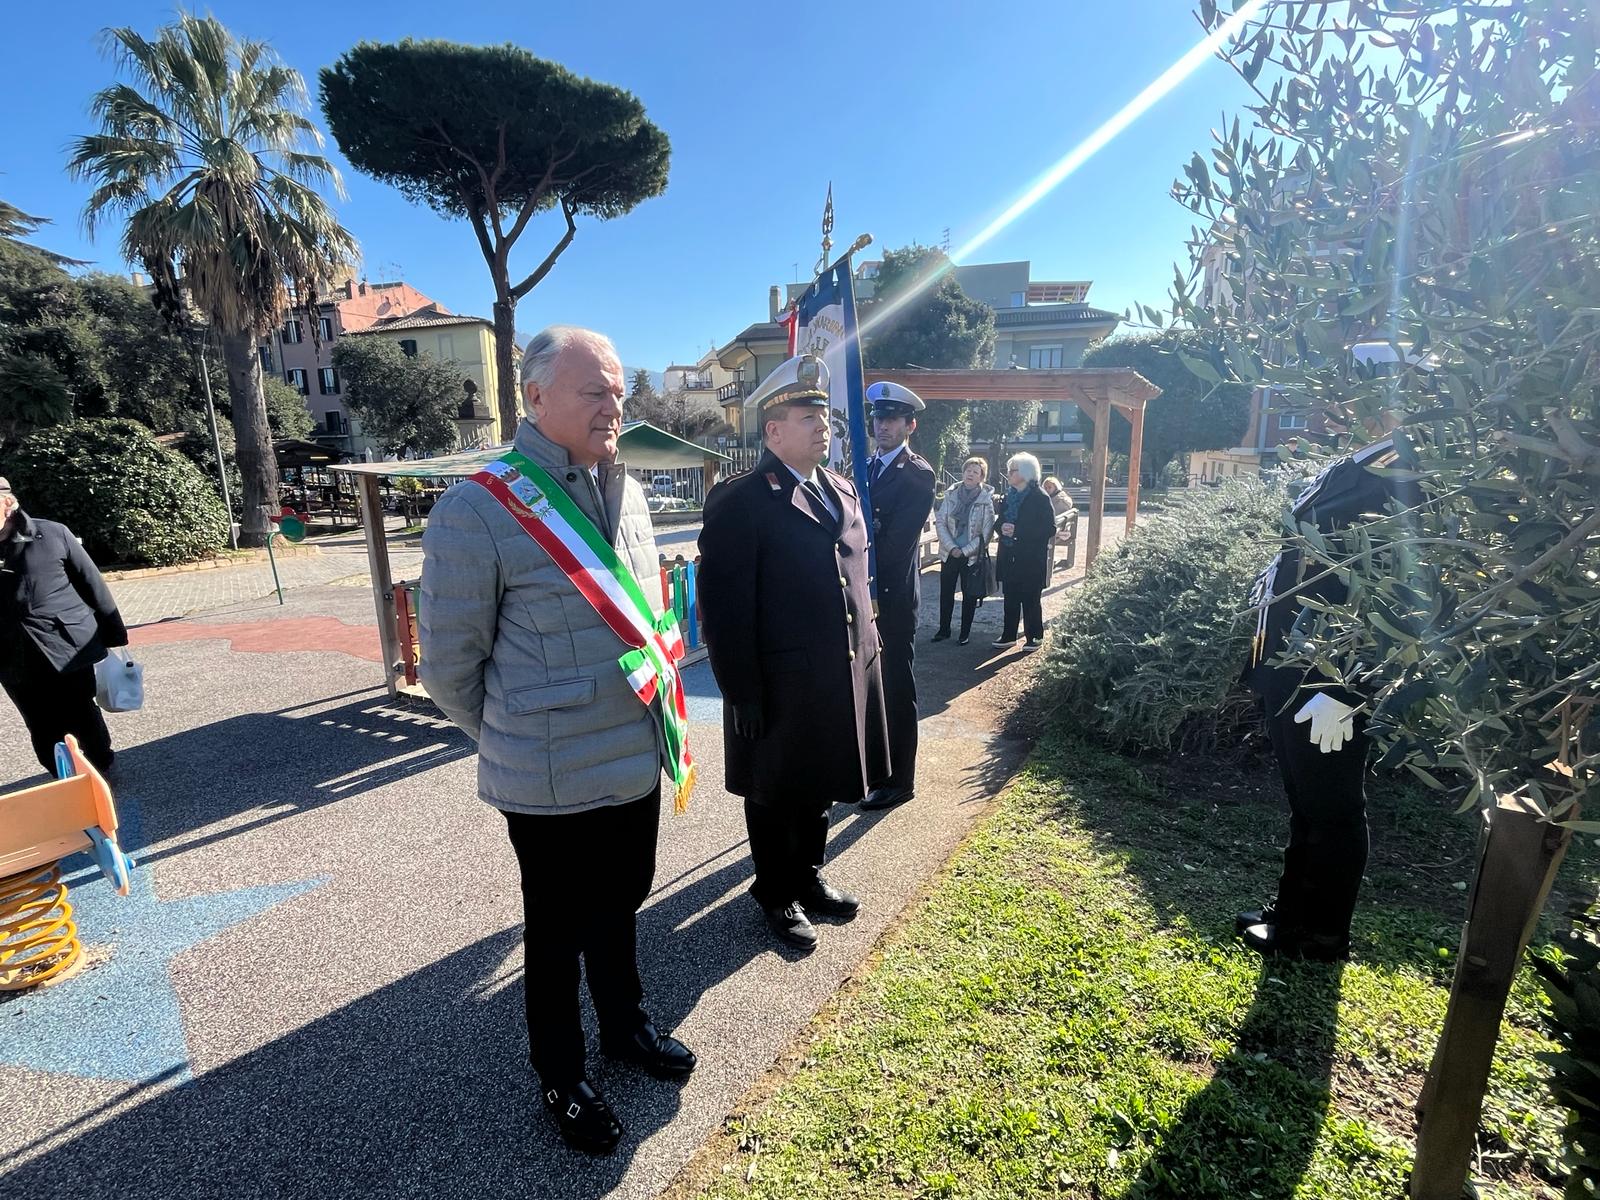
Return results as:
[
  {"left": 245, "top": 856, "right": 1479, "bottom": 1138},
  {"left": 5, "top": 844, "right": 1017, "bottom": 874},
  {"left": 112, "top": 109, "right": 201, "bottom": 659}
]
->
[
  {"left": 867, "top": 447, "right": 936, "bottom": 641},
  {"left": 1244, "top": 438, "right": 1419, "bottom": 705},
  {"left": 995, "top": 484, "right": 1056, "bottom": 596},
  {"left": 697, "top": 450, "right": 891, "bottom": 805},
  {"left": 0, "top": 514, "right": 128, "bottom": 673}
]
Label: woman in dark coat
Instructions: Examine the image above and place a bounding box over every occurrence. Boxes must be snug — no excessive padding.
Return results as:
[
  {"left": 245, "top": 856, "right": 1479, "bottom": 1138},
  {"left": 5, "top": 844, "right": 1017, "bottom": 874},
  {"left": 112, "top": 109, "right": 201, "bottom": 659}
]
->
[{"left": 992, "top": 452, "right": 1056, "bottom": 651}]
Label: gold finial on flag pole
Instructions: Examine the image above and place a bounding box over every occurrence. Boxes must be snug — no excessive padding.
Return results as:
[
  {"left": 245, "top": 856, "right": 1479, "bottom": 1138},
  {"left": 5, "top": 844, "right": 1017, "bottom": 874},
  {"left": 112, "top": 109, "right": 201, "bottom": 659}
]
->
[{"left": 816, "top": 183, "right": 834, "bottom": 277}]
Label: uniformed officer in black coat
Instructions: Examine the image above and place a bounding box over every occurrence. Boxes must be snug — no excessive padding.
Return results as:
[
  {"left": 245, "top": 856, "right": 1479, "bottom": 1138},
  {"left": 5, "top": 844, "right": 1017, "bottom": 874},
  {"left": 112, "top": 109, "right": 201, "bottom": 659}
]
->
[
  {"left": 698, "top": 354, "right": 891, "bottom": 951},
  {"left": 859, "top": 382, "right": 936, "bottom": 811},
  {"left": 1239, "top": 435, "right": 1421, "bottom": 961},
  {"left": 0, "top": 477, "right": 128, "bottom": 774}
]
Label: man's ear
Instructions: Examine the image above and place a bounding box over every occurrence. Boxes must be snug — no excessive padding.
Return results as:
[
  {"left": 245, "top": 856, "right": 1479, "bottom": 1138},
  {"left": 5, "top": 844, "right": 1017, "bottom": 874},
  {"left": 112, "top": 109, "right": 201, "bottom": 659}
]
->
[
  {"left": 523, "top": 379, "right": 541, "bottom": 416},
  {"left": 907, "top": 418, "right": 917, "bottom": 436}
]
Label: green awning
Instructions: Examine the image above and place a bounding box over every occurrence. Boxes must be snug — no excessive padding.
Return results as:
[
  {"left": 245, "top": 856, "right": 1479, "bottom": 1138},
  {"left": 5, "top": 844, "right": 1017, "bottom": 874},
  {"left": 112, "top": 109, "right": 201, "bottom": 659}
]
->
[{"left": 328, "top": 421, "right": 728, "bottom": 479}]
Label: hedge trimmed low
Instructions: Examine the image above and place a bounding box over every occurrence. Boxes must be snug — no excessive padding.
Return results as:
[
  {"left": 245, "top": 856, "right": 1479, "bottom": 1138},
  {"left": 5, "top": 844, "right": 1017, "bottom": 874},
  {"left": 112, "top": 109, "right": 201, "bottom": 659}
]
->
[{"left": 1038, "top": 475, "right": 1289, "bottom": 755}]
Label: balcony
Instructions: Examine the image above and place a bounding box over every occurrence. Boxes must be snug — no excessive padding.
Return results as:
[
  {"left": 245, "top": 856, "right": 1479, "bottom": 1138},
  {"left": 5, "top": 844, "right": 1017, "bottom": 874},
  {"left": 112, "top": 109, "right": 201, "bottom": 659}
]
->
[{"left": 717, "top": 381, "right": 749, "bottom": 406}]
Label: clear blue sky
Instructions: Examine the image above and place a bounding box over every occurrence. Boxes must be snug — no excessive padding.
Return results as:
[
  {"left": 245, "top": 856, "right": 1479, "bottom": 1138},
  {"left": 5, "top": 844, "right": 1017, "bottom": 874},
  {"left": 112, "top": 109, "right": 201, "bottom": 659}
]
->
[{"left": 0, "top": 0, "right": 1252, "bottom": 371}]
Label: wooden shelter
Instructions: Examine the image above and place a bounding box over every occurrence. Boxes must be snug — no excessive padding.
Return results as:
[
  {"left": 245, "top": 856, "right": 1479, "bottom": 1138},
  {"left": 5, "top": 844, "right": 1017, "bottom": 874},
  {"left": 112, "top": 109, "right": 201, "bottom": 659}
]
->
[
  {"left": 863, "top": 367, "right": 1161, "bottom": 567},
  {"left": 329, "top": 421, "right": 728, "bottom": 697}
]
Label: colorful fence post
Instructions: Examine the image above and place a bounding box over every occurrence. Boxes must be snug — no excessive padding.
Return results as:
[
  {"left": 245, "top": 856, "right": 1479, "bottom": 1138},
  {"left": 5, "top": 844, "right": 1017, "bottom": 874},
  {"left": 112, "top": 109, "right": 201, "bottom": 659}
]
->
[
  {"left": 659, "top": 554, "right": 704, "bottom": 651},
  {"left": 685, "top": 560, "right": 700, "bottom": 649},
  {"left": 392, "top": 581, "right": 420, "bottom": 687}
]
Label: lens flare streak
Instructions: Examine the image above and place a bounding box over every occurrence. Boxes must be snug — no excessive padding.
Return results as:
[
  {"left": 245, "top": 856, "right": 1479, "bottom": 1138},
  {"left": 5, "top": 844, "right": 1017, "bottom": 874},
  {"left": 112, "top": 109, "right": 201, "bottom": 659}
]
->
[{"left": 862, "top": 0, "right": 1272, "bottom": 338}]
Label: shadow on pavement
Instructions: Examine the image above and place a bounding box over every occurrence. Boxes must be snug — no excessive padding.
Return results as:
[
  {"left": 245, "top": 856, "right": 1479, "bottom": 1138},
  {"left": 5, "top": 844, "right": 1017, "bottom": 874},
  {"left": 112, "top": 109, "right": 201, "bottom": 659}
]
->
[
  {"left": 636, "top": 801, "right": 895, "bottom": 1035},
  {"left": 0, "top": 928, "right": 684, "bottom": 1199},
  {"left": 2, "top": 806, "right": 894, "bottom": 1200},
  {"left": 60, "top": 691, "right": 473, "bottom": 866},
  {"left": 1125, "top": 963, "right": 1345, "bottom": 1200}
]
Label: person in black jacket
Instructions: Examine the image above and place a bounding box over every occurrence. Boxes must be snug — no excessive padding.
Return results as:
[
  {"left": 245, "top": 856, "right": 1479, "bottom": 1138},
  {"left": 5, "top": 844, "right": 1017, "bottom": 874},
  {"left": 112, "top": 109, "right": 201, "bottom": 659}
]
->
[
  {"left": 1237, "top": 437, "right": 1420, "bottom": 961},
  {"left": 860, "top": 382, "right": 935, "bottom": 812},
  {"left": 0, "top": 478, "right": 128, "bottom": 773},
  {"left": 698, "top": 355, "right": 891, "bottom": 952},
  {"left": 991, "top": 453, "right": 1056, "bottom": 651}
]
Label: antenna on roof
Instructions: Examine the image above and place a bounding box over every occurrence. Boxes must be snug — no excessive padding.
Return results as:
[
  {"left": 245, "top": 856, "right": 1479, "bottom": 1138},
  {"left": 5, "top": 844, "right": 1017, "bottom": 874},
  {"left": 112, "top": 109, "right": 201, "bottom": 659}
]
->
[{"left": 941, "top": 227, "right": 951, "bottom": 254}]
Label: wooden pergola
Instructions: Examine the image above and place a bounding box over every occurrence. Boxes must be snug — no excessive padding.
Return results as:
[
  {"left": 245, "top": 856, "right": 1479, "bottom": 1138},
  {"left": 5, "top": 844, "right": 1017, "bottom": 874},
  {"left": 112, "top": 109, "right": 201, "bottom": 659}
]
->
[
  {"left": 329, "top": 421, "right": 729, "bottom": 697},
  {"left": 864, "top": 367, "right": 1162, "bottom": 568}
]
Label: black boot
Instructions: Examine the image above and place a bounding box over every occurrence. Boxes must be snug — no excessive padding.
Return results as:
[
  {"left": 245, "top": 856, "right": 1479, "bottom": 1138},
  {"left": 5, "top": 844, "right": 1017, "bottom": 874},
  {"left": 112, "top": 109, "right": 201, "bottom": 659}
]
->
[
  {"left": 1238, "top": 922, "right": 1349, "bottom": 963},
  {"left": 799, "top": 877, "right": 860, "bottom": 920},
  {"left": 541, "top": 1078, "right": 623, "bottom": 1154},
  {"left": 762, "top": 900, "right": 818, "bottom": 950},
  {"left": 861, "top": 785, "right": 914, "bottom": 811},
  {"left": 603, "top": 1020, "right": 697, "bottom": 1080},
  {"left": 1234, "top": 903, "right": 1278, "bottom": 933}
]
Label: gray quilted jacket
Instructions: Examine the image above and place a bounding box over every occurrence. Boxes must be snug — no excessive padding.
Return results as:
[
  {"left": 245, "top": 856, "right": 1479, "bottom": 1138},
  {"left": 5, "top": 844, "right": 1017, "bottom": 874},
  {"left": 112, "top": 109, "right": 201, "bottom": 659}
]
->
[{"left": 420, "top": 419, "right": 667, "bottom": 814}]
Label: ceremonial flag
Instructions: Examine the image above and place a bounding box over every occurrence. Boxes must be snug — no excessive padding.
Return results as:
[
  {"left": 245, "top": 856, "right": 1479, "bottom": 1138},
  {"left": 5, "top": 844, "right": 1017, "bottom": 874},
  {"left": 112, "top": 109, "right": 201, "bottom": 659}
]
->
[{"left": 793, "top": 260, "right": 872, "bottom": 489}]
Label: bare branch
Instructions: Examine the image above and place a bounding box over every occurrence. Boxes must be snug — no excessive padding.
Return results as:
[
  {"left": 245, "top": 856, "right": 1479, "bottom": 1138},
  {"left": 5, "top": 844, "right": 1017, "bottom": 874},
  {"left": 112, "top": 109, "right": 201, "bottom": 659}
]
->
[{"left": 508, "top": 199, "right": 577, "bottom": 300}]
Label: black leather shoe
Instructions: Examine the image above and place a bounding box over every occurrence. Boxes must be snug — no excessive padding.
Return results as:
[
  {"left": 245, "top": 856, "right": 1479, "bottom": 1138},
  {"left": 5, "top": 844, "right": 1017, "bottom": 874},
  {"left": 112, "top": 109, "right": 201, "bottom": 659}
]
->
[
  {"left": 860, "top": 786, "right": 914, "bottom": 811},
  {"left": 762, "top": 901, "right": 818, "bottom": 951},
  {"left": 958, "top": 633, "right": 971, "bottom": 645},
  {"left": 603, "top": 1021, "right": 697, "bottom": 1080},
  {"left": 1234, "top": 904, "right": 1277, "bottom": 933},
  {"left": 931, "top": 630, "right": 951, "bottom": 642},
  {"left": 541, "top": 1078, "right": 623, "bottom": 1154},
  {"left": 1239, "top": 922, "right": 1349, "bottom": 963},
  {"left": 800, "top": 878, "right": 860, "bottom": 920}
]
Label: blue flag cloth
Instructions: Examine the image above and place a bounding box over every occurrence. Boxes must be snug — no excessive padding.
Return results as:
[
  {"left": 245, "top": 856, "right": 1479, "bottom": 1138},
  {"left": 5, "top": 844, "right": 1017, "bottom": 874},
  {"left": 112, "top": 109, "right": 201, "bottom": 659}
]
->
[{"left": 794, "top": 258, "right": 876, "bottom": 593}]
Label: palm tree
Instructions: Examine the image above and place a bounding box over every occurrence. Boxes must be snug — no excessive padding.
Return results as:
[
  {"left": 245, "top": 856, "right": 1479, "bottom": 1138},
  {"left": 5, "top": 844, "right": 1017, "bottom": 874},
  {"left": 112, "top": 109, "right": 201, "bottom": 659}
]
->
[
  {"left": 0, "top": 200, "right": 87, "bottom": 267},
  {"left": 69, "top": 14, "right": 357, "bottom": 546}
]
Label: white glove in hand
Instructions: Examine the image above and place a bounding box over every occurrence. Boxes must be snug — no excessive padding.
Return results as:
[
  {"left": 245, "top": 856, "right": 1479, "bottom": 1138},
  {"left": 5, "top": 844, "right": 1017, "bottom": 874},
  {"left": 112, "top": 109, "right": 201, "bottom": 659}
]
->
[{"left": 1293, "top": 693, "right": 1357, "bottom": 753}]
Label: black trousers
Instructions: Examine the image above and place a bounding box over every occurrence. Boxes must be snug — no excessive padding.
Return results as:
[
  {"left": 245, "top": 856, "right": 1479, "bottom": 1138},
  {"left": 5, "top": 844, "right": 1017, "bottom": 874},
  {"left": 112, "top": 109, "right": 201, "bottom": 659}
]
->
[
  {"left": 1000, "top": 581, "right": 1044, "bottom": 642},
  {"left": 744, "top": 796, "right": 830, "bottom": 910},
  {"left": 1261, "top": 672, "right": 1369, "bottom": 941},
  {"left": 937, "top": 554, "right": 981, "bottom": 638},
  {"left": 0, "top": 639, "right": 113, "bottom": 774},
  {"left": 876, "top": 596, "right": 918, "bottom": 792},
  {"left": 502, "top": 788, "right": 660, "bottom": 1086}
]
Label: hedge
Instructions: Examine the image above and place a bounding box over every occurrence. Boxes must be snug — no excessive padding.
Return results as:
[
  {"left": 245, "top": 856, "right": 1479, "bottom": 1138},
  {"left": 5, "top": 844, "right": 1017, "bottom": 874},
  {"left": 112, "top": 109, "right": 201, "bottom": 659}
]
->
[
  {"left": 1037, "top": 474, "right": 1290, "bottom": 755},
  {"left": 7, "top": 418, "right": 230, "bottom": 567}
]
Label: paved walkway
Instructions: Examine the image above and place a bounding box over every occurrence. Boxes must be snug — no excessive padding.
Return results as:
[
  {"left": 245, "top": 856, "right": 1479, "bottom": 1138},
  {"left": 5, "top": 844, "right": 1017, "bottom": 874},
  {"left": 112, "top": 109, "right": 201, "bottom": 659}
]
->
[
  {"left": 1, "top": 521, "right": 1121, "bottom": 1199},
  {"left": 109, "top": 522, "right": 425, "bottom": 627}
]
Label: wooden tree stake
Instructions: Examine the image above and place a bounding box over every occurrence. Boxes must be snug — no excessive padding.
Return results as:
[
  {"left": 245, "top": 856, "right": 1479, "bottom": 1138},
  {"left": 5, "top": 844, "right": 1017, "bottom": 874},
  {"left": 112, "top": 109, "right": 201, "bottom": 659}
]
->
[{"left": 1411, "top": 793, "right": 1573, "bottom": 1199}]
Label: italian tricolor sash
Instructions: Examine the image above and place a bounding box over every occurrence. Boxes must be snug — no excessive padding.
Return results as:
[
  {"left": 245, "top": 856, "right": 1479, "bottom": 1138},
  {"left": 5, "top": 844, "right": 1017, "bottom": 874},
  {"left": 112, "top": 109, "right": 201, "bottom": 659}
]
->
[{"left": 468, "top": 451, "right": 695, "bottom": 812}]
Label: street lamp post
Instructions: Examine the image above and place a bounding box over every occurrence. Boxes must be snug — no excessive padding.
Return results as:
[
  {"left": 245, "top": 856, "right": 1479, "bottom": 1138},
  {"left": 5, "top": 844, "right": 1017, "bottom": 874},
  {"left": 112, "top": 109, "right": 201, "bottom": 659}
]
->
[
  {"left": 733, "top": 364, "right": 748, "bottom": 447},
  {"left": 195, "top": 337, "right": 238, "bottom": 550}
]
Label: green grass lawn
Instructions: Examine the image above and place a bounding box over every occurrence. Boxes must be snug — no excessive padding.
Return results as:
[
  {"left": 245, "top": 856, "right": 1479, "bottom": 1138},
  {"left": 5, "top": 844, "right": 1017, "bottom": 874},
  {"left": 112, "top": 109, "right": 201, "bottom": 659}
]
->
[{"left": 684, "top": 735, "right": 1594, "bottom": 1200}]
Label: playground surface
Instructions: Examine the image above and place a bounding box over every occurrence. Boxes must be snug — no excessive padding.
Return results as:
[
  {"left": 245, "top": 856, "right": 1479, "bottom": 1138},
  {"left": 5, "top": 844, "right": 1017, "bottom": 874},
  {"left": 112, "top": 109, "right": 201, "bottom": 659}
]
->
[{"left": 0, "top": 523, "right": 1113, "bottom": 1199}]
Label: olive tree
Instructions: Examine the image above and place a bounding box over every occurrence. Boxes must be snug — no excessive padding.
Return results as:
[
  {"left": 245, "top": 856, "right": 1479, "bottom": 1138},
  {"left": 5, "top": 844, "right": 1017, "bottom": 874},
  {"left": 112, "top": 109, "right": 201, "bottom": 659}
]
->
[
  {"left": 1164, "top": 3, "right": 1599, "bottom": 1191},
  {"left": 1168, "top": 0, "right": 1598, "bottom": 826}
]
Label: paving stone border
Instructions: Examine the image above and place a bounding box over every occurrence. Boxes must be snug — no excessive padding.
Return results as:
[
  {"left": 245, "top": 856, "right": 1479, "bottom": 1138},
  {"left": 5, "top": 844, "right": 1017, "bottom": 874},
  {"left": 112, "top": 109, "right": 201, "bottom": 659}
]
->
[{"left": 103, "top": 545, "right": 323, "bottom": 582}]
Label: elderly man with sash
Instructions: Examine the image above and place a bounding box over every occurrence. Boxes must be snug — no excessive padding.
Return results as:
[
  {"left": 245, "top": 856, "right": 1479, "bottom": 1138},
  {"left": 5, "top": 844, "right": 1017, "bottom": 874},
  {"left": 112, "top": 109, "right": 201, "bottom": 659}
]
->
[{"left": 421, "top": 325, "right": 695, "bottom": 1156}]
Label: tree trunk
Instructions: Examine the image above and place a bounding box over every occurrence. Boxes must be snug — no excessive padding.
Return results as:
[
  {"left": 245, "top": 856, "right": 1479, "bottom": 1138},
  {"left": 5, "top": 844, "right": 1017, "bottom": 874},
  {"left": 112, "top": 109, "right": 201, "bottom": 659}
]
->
[
  {"left": 493, "top": 297, "right": 519, "bottom": 442},
  {"left": 219, "top": 327, "right": 279, "bottom": 549}
]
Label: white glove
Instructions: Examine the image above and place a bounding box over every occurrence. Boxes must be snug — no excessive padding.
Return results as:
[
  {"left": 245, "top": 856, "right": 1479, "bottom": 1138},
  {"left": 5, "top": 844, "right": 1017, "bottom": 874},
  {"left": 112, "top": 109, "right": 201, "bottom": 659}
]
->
[{"left": 1293, "top": 693, "right": 1357, "bottom": 753}]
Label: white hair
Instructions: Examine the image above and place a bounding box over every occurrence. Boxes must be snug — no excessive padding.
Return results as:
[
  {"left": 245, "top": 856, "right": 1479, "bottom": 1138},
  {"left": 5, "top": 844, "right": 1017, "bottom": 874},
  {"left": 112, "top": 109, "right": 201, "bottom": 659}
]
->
[
  {"left": 521, "top": 325, "right": 619, "bottom": 413},
  {"left": 1006, "top": 452, "right": 1041, "bottom": 484}
]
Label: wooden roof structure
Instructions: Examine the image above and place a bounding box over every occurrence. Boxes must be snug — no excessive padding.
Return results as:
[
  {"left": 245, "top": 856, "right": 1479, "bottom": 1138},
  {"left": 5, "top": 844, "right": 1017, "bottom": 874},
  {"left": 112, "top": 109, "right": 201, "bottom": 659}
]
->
[{"left": 864, "top": 367, "right": 1161, "bottom": 567}]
